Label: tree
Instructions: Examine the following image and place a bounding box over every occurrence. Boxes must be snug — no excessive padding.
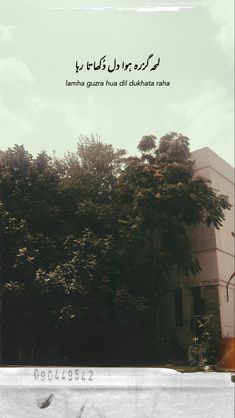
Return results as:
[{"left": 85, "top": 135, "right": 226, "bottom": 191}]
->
[
  {"left": 0, "top": 134, "right": 231, "bottom": 364},
  {"left": 117, "top": 132, "right": 229, "bottom": 278},
  {"left": 0, "top": 146, "right": 66, "bottom": 363}
]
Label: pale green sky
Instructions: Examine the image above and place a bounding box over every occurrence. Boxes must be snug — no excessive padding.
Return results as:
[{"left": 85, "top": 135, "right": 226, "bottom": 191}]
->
[{"left": 0, "top": 0, "right": 234, "bottom": 164}]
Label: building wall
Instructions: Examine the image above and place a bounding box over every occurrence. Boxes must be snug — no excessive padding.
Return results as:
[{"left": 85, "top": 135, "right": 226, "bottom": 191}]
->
[
  {"left": 163, "top": 148, "right": 234, "bottom": 354},
  {"left": 192, "top": 148, "right": 234, "bottom": 338}
]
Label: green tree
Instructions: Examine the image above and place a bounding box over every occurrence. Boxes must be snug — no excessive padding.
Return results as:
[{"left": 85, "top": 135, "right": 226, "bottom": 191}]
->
[{"left": 0, "top": 134, "right": 231, "bottom": 364}]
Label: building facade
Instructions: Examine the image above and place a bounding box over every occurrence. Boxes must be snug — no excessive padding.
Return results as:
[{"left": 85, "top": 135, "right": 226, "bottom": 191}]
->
[{"left": 159, "top": 147, "right": 234, "bottom": 357}]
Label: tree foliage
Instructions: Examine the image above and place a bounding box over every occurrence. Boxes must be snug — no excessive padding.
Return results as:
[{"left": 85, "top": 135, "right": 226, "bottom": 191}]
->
[{"left": 0, "top": 134, "right": 231, "bottom": 364}]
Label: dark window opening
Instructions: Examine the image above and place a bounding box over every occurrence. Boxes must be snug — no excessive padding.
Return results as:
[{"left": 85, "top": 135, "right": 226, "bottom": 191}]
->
[
  {"left": 191, "top": 287, "right": 206, "bottom": 336},
  {"left": 191, "top": 287, "right": 205, "bottom": 316},
  {"left": 174, "top": 289, "right": 184, "bottom": 327}
]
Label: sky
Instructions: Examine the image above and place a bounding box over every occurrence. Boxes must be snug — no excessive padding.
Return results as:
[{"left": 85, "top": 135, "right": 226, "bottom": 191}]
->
[{"left": 0, "top": 0, "right": 234, "bottom": 164}]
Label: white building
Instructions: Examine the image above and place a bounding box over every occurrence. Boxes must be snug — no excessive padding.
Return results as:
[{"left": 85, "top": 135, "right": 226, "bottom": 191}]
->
[{"left": 160, "top": 147, "right": 234, "bottom": 355}]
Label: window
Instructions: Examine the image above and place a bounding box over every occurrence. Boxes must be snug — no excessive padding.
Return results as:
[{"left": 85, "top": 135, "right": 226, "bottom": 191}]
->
[
  {"left": 174, "top": 289, "right": 183, "bottom": 327},
  {"left": 191, "top": 287, "right": 206, "bottom": 336},
  {"left": 191, "top": 287, "right": 205, "bottom": 316}
]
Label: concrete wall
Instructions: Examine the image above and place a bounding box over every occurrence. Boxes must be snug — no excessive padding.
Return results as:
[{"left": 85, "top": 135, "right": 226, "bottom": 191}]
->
[
  {"left": 164, "top": 148, "right": 234, "bottom": 353},
  {"left": 192, "top": 148, "right": 234, "bottom": 337}
]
